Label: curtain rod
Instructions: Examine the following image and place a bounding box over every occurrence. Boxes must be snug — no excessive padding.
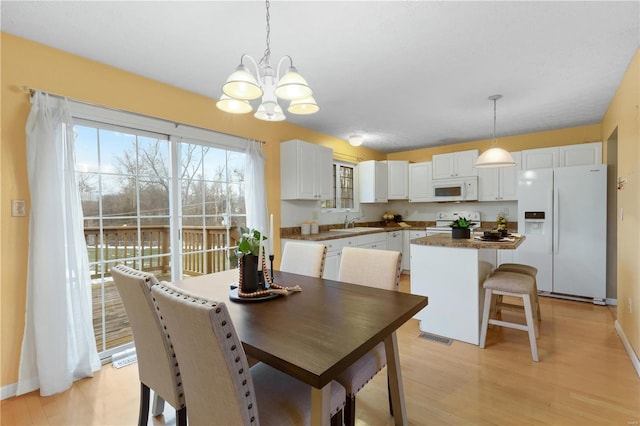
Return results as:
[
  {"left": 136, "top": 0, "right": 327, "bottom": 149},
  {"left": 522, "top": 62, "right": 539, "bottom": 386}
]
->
[{"left": 18, "top": 85, "right": 265, "bottom": 144}]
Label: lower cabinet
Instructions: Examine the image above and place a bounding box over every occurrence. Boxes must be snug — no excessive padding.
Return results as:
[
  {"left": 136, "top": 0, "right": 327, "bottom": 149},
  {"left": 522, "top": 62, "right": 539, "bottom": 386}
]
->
[{"left": 403, "top": 230, "right": 427, "bottom": 271}]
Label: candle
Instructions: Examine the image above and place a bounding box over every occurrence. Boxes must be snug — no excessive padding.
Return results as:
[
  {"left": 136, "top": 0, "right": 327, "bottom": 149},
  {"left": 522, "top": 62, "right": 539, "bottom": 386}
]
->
[
  {"left": 269, "top": 214, "right": 274, "bottom": 254},
  {"left": 257, "top": 230, "right": 263, "bottom": 266}
]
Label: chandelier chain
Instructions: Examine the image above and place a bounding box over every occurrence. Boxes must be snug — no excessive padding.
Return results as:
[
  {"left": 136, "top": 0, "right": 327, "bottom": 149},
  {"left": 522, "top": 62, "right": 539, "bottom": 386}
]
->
[{"left": 260, "top": 0, "right": 271, "bottom": 67}]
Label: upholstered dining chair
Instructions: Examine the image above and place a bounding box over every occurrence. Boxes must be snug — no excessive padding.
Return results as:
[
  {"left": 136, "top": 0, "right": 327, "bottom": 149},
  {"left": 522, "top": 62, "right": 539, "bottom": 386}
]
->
[
  {"left": 280, "top": 241, "right": 327, "bottom": 278},
  {"left": 150, "top": 281, "right": 346, "bottom": 426},
  {"left": 336, "top": 247, "right": 403, "bottom": 426},
  {"left": 110, "top": 264, "right": 187, "bottom": 426}
]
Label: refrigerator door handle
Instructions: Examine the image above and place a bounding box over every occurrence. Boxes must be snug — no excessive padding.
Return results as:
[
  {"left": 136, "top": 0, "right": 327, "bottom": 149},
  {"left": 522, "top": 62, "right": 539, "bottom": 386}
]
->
[{"left": 554, "top": 188, "right": 559, "bottom": 254}]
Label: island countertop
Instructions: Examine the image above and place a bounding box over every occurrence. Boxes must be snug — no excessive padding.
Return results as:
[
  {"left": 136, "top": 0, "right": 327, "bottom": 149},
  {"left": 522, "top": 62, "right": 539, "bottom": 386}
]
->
[{"left": 412, "top": 233, "right": 525, "bottom": 250}]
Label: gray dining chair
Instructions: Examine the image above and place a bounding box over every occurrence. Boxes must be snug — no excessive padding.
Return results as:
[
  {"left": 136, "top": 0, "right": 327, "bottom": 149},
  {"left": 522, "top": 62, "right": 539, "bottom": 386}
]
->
[
  {"left": 336, "top": 247, "right": 403, "bottom": 426},
  {"left": 280, "top": 241, "right": 327, "bottom": 278},
  {"left": 110, "top": 264, "right": 187, "bottom": 426},
  {"left": 150, "top": 280, "right": 346, "bottom": 426}
]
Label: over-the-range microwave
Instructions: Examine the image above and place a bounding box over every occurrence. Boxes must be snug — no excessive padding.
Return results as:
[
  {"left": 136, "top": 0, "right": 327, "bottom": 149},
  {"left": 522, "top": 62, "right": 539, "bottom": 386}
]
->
[{"left": 432, "top": 177, "right": 478, "bottom": 202}]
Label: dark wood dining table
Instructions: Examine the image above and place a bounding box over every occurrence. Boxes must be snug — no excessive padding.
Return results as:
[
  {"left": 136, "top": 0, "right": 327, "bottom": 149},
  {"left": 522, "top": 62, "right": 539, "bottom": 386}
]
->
[{"left": 174, "top": 268, "right": 428, "bottom": 426}]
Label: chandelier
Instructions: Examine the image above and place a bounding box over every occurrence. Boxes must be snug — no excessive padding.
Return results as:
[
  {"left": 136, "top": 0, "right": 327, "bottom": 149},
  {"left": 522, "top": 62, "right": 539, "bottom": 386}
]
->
[
  {"left": 475, "top": 95, "right": 515, "bottom": 168},
  {"left": 216, "top": 0, "right": 318, "bottom": 121}
]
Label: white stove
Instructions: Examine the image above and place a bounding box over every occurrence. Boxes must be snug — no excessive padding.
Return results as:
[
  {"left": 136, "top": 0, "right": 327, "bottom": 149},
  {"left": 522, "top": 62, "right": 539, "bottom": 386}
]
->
[{"left": 426, "top": 211, "right": 481, "bottom": 235}]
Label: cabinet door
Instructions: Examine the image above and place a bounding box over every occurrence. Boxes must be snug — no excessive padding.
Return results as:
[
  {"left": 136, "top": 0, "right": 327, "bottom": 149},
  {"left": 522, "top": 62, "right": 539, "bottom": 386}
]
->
[
  {"left": 558, "top": 142, "right": 602, "bottom": 167},
  {"left": 455, "top": 150, "right": 479, "bottom": 177},
  {"left": 387, "top": 161, "right": 408, "bottom": 199},
  {"left": 315, "top": 144, "right": 334, "bottom": 200},
  {"left": 499, "top": 151, "right": 521, "bottom": 200},
  {"left": 409, "top": 162, "right": 433, "bottom": 202},
  {"left": 432, "top": 153, "right": 455, "bottom": 179},
  {"left": 522, "top": 147, "right": 558, "bottom": 170},
  {"left": 359, "top": 161, "right": 388, "bottom": 203},
  {"left": 478, "top": 168, "right": 499, "bottom": 201}
]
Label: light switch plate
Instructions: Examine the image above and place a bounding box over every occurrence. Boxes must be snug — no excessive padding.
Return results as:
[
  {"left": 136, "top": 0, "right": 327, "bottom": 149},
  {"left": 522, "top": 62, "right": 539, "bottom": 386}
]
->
[{"left": 12, "top": 199, "right": 26, "bottom": 217}]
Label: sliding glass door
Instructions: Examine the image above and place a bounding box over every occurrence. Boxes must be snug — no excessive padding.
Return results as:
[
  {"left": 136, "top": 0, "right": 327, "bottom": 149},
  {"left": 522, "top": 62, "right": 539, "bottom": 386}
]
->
[{"left": 74, "top": 120, "right": 246, "bottom": 357}]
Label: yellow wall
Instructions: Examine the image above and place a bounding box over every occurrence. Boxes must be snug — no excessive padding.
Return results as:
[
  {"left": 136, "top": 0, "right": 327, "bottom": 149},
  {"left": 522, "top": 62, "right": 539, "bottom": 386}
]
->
[
  {"left": 602, "top": 49, "right": 640, "bottom": 359},
  {"left": 0, "top": 33, "right": 383, "bottom": 387},
  {"left": 386, "top": 124, "right": 603, "bottom": 162},
  {"left": 2, "top": 32, "right": 638, "bottom": 389}
]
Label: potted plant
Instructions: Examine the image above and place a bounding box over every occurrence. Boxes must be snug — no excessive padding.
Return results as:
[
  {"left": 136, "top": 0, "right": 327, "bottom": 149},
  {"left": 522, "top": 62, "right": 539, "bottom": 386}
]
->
[
  {"left": 495, "top": 215, "right": 509, "bottom": 236},
  {"left": 449, "top": 217, "right": 475, "bottom": 239},
  {"left": 236, "top": 228, "right": 268, "bottom": 293}
]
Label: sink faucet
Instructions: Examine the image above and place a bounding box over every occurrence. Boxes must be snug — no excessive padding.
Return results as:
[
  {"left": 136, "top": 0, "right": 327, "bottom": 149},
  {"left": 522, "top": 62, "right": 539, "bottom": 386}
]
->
[{"left": 344, "top": 214, "right": 360, "bottom": 229}]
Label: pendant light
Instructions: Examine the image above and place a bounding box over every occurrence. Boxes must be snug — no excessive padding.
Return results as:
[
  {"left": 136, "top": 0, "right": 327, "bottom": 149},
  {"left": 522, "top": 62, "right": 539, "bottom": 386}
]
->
[
  {"left": 216, "top": 0, "right": 318, "bottom": 121},
  {"left": 475, "top": 95, "right": 515, "bottom": 168}
]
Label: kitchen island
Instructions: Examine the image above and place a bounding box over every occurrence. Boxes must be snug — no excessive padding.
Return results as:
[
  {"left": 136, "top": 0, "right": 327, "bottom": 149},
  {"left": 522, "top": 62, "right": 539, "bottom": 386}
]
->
[{"left": 410, "top": 233, "right": 525, "bottom": 345}]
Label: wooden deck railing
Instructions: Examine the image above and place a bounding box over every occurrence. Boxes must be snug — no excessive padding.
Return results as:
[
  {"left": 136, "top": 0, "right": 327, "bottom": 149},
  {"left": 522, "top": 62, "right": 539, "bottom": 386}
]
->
[{"left": 84, "top": 225, "right": 239, "bottom": 278}]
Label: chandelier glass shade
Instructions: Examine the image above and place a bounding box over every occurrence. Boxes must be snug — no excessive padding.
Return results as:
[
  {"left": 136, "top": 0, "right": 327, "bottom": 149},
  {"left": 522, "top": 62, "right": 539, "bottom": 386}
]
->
[
  {"left": 216, "top": 0, "right": 318, "bottom": 122},
  {"left": 475, "top": 95, "right": 515, "bottom": 168}
]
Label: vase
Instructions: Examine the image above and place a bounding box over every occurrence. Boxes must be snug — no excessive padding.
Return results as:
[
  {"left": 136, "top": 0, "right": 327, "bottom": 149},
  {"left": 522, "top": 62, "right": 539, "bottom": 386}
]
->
[
  {"left": 239, "top": 254, "right": 264, "bottom": 293},
  {"left": 451, "top": 227, "right": 471, "bottom": 239}
]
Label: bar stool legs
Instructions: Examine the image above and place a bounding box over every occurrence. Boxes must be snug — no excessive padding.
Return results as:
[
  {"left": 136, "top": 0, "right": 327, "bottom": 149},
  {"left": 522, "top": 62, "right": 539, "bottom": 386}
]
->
[{"left": 480, "top": 271, "right": 540, "bottom": 362}]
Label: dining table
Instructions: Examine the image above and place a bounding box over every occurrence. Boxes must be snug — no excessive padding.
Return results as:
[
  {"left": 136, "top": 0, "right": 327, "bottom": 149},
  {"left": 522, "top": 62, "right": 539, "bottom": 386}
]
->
[{"left": 173, "top": 268, "right": 428, "bottom": 426}]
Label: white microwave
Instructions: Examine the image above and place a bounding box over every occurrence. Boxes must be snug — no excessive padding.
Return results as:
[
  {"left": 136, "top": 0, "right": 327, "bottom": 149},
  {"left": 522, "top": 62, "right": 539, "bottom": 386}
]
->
[{"left": 432, "top": 177, "right": 478, "bottom": 202}]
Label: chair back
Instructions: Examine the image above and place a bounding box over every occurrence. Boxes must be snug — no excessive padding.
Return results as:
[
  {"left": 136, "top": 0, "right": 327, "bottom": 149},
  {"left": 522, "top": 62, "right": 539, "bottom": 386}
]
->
[
  {"left": 338, "top": 247, "right": 402, "bottom": 291},
  {"left": 280, "top": 242, "right": 327, "bottom": 278},
  {"left": 150, "top": 282, "right": 259, "bottom": 426},
  {"left": 110, "top": 265, "right": 185, "bottom": 410}
]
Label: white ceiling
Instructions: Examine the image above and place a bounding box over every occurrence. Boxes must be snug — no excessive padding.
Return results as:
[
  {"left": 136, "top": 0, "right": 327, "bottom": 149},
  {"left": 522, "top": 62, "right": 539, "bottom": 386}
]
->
[{"left": 2, "top": 1, "right": 639, "bottom": 153}]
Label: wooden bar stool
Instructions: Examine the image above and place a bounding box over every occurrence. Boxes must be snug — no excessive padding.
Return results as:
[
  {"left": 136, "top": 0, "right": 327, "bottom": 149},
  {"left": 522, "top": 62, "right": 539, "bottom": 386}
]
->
[
  {"left": 496, "top": 263, "right": 541, "bottom": 319},
  {"left": 480, "top": 271, "right": 540, "bottom": 362}
]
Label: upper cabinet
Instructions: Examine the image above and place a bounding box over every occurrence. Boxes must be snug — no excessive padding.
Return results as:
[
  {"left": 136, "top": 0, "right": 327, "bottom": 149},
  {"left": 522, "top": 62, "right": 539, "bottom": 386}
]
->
[
  {"left": 359, "top": 160, "right": 388, "bottom": 203},
  {"left": 408, "top": 161, "right": 433, "bottom": 202},
  {"left": 522, "top": 142, "right": 602, "bottom": 170},
  {"left": 385, "top": 160, "right": 409, "bottom": 200},
  {"left": 280, "top": 139, "right": 333, "bottom": 201},
  {"left": 478, "top": 152, "right": 521, "bottom": 201},
  {"left": 432, "top": 149, "right": 479, "bottom": 179}
]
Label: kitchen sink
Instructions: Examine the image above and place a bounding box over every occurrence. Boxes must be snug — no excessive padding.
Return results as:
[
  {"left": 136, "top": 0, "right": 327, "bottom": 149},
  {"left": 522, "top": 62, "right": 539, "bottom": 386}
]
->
[{"left": 328, "top": 227, "right": 385, "bottom": 233}]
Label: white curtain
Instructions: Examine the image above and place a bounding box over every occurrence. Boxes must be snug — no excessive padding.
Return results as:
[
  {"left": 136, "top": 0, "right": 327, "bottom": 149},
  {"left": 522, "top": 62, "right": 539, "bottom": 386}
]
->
[
  {"left": 17, "top": 92, "right": 101, "bottom": 396},
  {"left": 245, "top": 140, "right": 268, "bottom": 236}
]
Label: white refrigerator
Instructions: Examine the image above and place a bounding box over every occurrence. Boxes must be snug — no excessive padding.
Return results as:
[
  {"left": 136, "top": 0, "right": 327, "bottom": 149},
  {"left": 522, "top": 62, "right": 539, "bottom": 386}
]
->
[{"left": 516, "top": 164, "right": 607, "bottom": 304}]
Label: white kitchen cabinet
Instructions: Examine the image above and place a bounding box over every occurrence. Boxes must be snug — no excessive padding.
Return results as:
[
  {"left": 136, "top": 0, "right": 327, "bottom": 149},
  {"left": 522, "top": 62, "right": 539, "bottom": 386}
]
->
[
  {"left": 280, "top": 139, "right": 333, "bottom": 200},
  {"left": 386, "top": 230, "right": 403, "bottom": 253},
  {"left": 385, "top": 160, "right": 409, "bottom": 200},
  {"left": 359, "top": 160, "right": 388, "bottom": 203},
  {"left": 558, "top": 142, "right": 602, "bottom": 167},
  {"left": 403, "top": 229, "right": 426, "bottom": 271},
  {"left": 357, "top": 232, "right": 387, "bottom": 250},
  {"left": 408, "top": 162, "right": 433, "bottom": 202},
  {"left": 478, "top": 152, "right": 522, "bottom": 201},
  {"left": 432, "top": 150, "right": 479, "bottom": 179},
  {"left": 522, "top": 142, "right": 602, "bottom": 170}
]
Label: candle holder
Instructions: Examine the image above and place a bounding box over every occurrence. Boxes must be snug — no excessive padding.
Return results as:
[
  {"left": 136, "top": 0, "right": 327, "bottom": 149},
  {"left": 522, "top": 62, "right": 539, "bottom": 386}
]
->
[{"left": 269, "top": 254, "right": 275, "bottom": 281}]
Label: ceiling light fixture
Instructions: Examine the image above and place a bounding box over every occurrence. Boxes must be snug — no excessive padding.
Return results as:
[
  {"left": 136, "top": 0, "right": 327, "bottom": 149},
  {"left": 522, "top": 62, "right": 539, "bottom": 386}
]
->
[
  {"left": 216, "top": 0, "right": 318, "bottom": 121},
  {"left": 475, "top": 95, "right": 516, "bottom": 168},
  {"left": 349, "top": 135, "right": 364, "bottom": 147}
]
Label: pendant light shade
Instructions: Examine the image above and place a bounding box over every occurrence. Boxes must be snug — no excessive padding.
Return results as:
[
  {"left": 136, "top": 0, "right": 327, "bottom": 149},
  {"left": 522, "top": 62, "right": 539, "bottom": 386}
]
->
[
  {"left": 254, "top": 101, "right": 286, "bottom": 121},
  {"left": 222, "top": 64, "right": 263, "bottom": 100},
  {"left": 287, "top": 96, "right": 319, "bottom": 115},
  {"left": 274, "top": 66, "right": 312, "bottom": 100},
  {"left": 216, "top": 95, "right": 253, "bottom": 114},
  {"left": 476, "top": 147, "right": 515, "bottom": 168},
  {"left": 475, "top": 95, "right": 515, "bottom": 168}
]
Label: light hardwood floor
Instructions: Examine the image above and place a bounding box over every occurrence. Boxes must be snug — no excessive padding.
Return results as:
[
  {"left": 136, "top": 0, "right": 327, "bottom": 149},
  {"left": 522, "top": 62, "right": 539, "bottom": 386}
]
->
[{"left": 2, "top": 275, "right": 639, "bottom": 425}]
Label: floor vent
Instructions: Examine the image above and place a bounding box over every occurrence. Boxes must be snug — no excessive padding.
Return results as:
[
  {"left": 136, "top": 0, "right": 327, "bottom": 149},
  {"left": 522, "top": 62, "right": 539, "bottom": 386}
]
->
[
  {"left": 419, "top": 332, "right": 453, "bottom": 346},
  {"left": 111, "top": 347, "right": 137, "bottom": 369}
]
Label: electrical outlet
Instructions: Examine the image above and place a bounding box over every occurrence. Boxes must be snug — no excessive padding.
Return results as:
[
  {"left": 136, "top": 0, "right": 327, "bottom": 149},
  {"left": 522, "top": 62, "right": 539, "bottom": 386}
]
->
[
  {"left": 628, "top": 298, "right": 633, "bottom": 314},
  {"left": 12, "top": 200, "right": 26, "bottom": 217}
]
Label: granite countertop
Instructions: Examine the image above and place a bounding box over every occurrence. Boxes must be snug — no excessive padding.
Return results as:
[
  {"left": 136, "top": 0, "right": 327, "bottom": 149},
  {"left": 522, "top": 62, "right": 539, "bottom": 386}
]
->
[
  {"left": 411, "top": 233, "right": 525, "bottom": 250},
  {"left": 283, "top": 226, "right": 419, "bottom": 241}
]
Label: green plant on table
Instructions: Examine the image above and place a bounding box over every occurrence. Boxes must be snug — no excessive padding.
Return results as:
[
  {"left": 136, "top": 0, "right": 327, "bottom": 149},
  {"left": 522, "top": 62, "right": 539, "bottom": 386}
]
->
[
  {"left": 236, "top": 227, "right": 267, "bottom": 256},
  {"left": 449, "top": 217, "right": 475, "bottom": 228}
]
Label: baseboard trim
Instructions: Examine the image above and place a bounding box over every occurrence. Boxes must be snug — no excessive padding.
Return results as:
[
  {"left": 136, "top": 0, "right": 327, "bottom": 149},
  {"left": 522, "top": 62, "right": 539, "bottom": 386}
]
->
[
  {"left": 1, "top": 383, "right": 17, "bottom": 400},
  {"left": 615, "top": 320, "right": 640, "bottom": 379},
  {"left": 606, "top": 298, "right": 618, "bottom": 306}
]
